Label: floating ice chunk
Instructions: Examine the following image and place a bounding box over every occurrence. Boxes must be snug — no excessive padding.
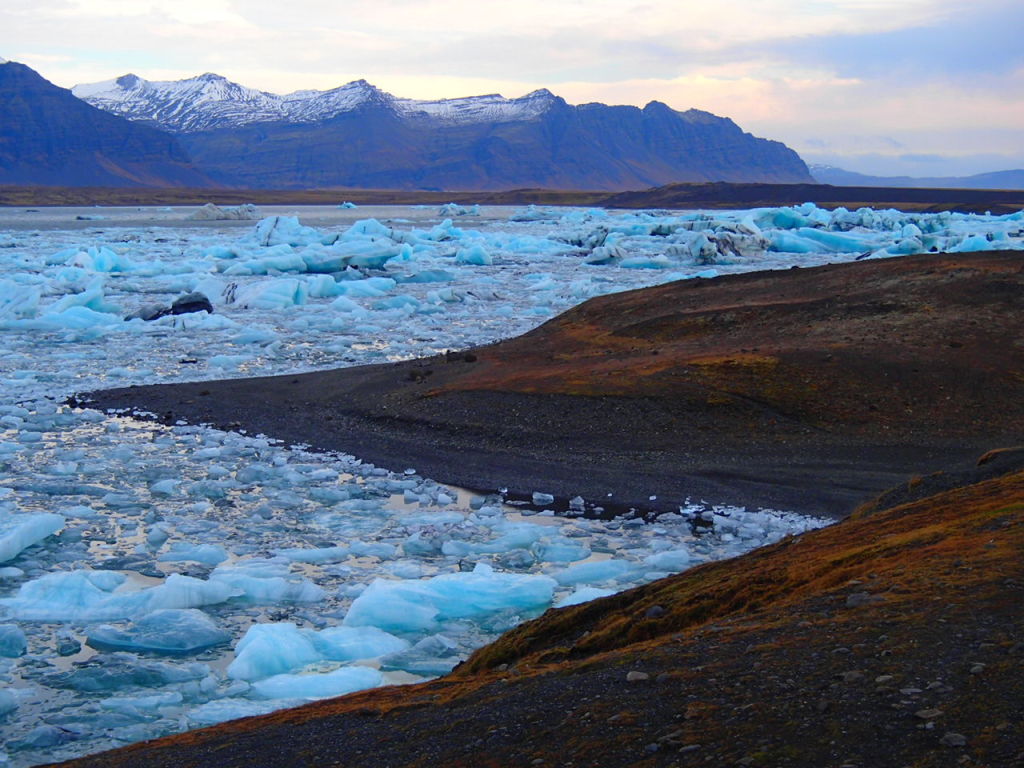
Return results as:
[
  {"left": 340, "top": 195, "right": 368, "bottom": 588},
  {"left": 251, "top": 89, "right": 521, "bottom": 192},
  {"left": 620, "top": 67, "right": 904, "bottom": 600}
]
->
[
  {"left": 0, "top": 570, "right": 239, "bottom": 622},
  {"left": 12, "top": 305, "right": 122, "bottom": 331},
  {"left": 44, "top": 652, "right": 209, "bottom": 692},
  {"left": 62, "top": 245, "right": 139, "bottom": 273},
  {"left": 211, "top": 561, "right": 324, "bottom": 603},
  {"left": 275, "top": 546, "right": 349, "bottom": 564},
  {"left": 531, "top": 491, "right": 555, "bottom": 506},
  {"left": 0, "top": 512, "right": 64, "bottom": 562},
  {"left": 620, "top": 255, "right": 672, "bottom": 269},
  {"left": 0, "top": 279, "right": 41, "bottom": 320},
  {"left": 312, "top": 626, "right": 410, "bottom": 661},
  {"left": 534, "top": 540, "right": 590, "bottom": 563},
  {"left": 0, "top": 687, "right": 18, "bottom": 715},
  {"left": 554, "top": 559, "right": 636, "bottom": 586},
  {"left": 380, "top": 633, "right": 460, "bottom": 677},
  {"left": 222, "top": 248, "right": 308, "bottom": 276},
  {"left": 397, "top": 269, "right": 455, "bottom": 284},
  {"left": 100, "top": 691, "right": 184, "bottom": 715},
  {"left": 343, "top": 563, "right": 556, "bottom": 633},
  {"left": 333, "top": 277, "right": 397, "bottom": 297},
  {"left": 768, "top": 231, "right": 831, "bottom": 254},
  {"left": 189, "top": 203, "right": 259, "bottom": 221},
  {"left": 188, "top": 698, "right": 298, "bottom": 726},
  {"left": 227, "top": 622, "right": 321, "bottom": 681},
  {"left": 0, "top": 624, "right": 27, "bottom": 657},
  {"left": 439, "top": 203, "right": 480, "bottom": 217},
  {"left": 950, "top": 234, "right": 995, "bottom": 253},
  {"left": 554, "top": 587, "right": 616, "bottom": 607},
  {"left": 157, "top": 543, "right": 229, "bottom": 566},
  {"left": 87, "top": 609, "right": 231, "bottom": 654},
  {"left": 510, "top": 205, "right": 555, "bottom": 222},
  {"left": 339, "top": 201, "right": 357, "bottom": 209},
  {"left": 234, "top": 278, "right": 308, "bottom": 309},
  {"left": 455, "top": 245, "right": 492, "bottom": 265},
  {"left": 643, "top": 549, "right": 692, "bottom": 572},
  {"left": 254, "top": 216, "right": 324, "bottom": 247},
  {"left": 251, "top": 666, "right": 384, "bottom": 701}
]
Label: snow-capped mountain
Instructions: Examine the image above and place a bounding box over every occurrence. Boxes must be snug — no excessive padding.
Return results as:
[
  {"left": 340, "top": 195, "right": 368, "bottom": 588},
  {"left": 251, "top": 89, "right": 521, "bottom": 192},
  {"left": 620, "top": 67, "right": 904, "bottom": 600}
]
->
[{"left": 73, "top": 72, "right": 561, "bottom": 134}]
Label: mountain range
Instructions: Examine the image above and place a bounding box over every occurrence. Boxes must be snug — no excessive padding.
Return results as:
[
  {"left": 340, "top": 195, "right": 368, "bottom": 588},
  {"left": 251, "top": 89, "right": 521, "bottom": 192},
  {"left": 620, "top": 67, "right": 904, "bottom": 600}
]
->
[
  {"left": 62, "top": 69, "right": 812, "bottom": 190},
  {"left": 810, "top": 164, "right": 1024, "bottom": 191}
]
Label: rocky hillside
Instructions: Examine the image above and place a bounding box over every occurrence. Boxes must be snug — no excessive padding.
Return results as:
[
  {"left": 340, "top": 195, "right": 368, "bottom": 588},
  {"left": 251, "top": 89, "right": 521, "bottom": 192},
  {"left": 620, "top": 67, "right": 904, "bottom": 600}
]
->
[
  {"left": 0, "top": 62, "right": 211, "bottom": 188},
  {"left": 52, "top": 447, "right": 1024, "bottom": 767}
]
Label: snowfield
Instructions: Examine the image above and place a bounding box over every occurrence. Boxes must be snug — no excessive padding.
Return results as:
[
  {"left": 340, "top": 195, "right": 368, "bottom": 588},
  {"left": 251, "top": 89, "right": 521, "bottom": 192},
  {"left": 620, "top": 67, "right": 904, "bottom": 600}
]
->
[{"left": 0, "top": 202, "right": 1020, "bottom": 765}]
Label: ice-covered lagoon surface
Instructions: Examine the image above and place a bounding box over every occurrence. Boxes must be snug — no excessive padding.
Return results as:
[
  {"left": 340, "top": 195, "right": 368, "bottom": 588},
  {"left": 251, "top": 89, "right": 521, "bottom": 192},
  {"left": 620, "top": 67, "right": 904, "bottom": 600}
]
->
[{"left": 0, "top": 201, "right": 1021, "bottom": 766}]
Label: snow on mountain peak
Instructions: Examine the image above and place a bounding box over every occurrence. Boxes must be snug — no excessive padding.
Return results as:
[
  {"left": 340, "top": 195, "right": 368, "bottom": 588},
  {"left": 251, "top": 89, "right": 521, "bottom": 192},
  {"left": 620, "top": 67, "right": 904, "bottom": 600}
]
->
[
  {"left": 0, "top": 57, "right": 8, "bottom": 65},
  {"left": 73, "top": 72, "right": 564, "bottom": 133}
]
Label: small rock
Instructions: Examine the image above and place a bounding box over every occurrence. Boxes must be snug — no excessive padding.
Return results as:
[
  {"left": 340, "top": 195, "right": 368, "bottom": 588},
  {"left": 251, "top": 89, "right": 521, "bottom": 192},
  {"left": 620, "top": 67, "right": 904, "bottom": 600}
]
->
[
  {"left": 875, "top": 675, "right": 895, "bottom": 684},
  {"left": 840, "top": 670, "right": 864, "bottom": 682},
  {"left": 846, "top": 592, "right": 884, "bottom": 608},
  {"left": 627, "top": 671, "right": 650, "bottom": 682},
  {"left": 916, "top": 708, "right": 944, "bottom": 720},
  {"left": 969, "top": 663, "right": 985, "bottom": 674},
  {"left": 940, "top": 732, "right": 967, "bottom": 747},
  {"left": 645, "top": 605, "right": 666, "bottom": 619},
  {"left": 679, "top": 744, "right": 701, "bottom": 754}
]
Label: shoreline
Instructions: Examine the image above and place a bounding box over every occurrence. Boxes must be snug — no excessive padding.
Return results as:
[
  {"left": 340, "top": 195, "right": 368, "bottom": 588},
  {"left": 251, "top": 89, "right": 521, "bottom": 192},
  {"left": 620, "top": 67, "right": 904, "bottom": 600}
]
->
[
  {"left": 81, "top": 251, "right": 1024, "bottom": 522},
  {"left": 3, "top": 180, "right": 1023, "bottom": 214}
]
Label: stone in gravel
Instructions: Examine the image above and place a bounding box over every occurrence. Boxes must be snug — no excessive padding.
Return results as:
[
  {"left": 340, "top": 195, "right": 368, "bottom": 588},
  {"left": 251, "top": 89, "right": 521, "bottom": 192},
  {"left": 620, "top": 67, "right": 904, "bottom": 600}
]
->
[
  {"left": 969, "top": 663, "right": 985, "bottom": 674},
  {"left": 916, "top": 708, "right": 944, "bottom": 720},
  {"left": 940, "top": 732, "right": 967, "bottom": 747},
  {"left": 627, "top": 671, "right": 650, "bottom": 682},
  {"left": 846, "top": 592, "right": 884, "bottom": 607},
  {"left": 840, "top": 671, "right": 864, "bottom": 682},
  {"left": 875, "top": 675, "right": 895, "bottom": 684}
]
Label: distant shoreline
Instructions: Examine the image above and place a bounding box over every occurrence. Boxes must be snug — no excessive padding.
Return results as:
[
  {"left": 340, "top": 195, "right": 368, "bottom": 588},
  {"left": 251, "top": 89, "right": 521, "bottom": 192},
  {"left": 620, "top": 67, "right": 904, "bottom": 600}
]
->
[{"left": 2, "top": 181, "right": 1022, "bottom": 214}]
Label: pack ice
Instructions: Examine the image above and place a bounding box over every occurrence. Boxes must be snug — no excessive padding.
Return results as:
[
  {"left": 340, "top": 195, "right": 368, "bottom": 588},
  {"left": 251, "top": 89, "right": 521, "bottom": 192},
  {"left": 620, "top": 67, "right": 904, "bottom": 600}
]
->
[{"left": 0, "top": 201, "right": 1019, "bottom": 765}]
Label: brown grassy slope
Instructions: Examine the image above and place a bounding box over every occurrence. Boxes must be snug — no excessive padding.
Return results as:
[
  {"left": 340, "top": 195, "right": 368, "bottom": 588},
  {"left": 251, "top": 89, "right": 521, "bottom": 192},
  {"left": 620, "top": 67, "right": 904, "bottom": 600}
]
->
[
  {"left": 431, "top": 251, "right": 1023, "bottom": 436},
  {"left": 85, "top": 251, "right": 1024, "bottom": 518},
  {"left": 53, "top": 454, "right": 1024, "bottom": 768}
]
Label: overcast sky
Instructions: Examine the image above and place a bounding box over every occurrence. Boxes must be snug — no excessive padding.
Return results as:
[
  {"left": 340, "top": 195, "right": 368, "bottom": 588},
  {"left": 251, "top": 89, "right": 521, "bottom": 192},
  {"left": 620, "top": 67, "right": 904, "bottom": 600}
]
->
[{"left": 3, "top": 0, "right": 1021, "bottom": 176}]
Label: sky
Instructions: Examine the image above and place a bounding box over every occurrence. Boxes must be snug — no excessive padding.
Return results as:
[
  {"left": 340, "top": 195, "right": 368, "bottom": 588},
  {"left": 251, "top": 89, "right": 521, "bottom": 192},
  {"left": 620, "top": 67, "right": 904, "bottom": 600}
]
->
[{"left": 2, "top": 0, "right": 1022, "bottom": 177}]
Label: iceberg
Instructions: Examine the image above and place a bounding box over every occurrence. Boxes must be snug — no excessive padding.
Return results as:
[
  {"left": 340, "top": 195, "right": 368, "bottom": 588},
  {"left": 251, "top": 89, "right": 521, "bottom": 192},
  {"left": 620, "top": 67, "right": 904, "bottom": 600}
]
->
[
  {"left": 227, "top": 622, "right": 321, "bottom": 681},
  {"left": 0, "top": 512, "right": 64, "bottom": 563},
  {"left": 86, "top": 609, "right": 231, "bottom": 654},
  {"left": 0, "top": 624, "right": 27, "bottom": 657},
  {"left": 343, "top": 563, "right": 556, "bottom": 633},
  {"left": 0, "top": 570, "right": 240, "bottom": 622},
  {"left": 251, "top": 666, "right": 383, "bottom": 700}
]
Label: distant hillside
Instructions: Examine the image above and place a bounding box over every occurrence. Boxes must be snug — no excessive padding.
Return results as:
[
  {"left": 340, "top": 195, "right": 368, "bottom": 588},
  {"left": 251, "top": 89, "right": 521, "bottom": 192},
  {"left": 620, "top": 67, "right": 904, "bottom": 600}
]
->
[
  {"left": 73, "top": 72, "right": 813, "bottom": 191},
  {"left": 811, "top": 164, "right": 1024, "bottom": 190},
  {"left": 0, "top": 61, "right": 212, "bottom": 188}
]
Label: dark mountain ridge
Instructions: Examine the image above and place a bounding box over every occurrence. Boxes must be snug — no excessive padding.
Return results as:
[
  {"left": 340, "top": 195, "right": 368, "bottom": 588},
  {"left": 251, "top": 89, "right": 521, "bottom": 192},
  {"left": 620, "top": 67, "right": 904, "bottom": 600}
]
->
[
  {"left": 0, "top": 62, "right": 211, "bottom": 188},
  {"left": 811, "top": 164, "right": 1024, "bottom": 190}
]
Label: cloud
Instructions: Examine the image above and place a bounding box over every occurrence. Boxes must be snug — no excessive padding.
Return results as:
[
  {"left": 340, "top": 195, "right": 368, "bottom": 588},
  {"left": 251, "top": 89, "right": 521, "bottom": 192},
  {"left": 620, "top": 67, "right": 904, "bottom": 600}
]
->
[{"left": 3, "top": 0, "right": 1021, "bottom": 175}]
